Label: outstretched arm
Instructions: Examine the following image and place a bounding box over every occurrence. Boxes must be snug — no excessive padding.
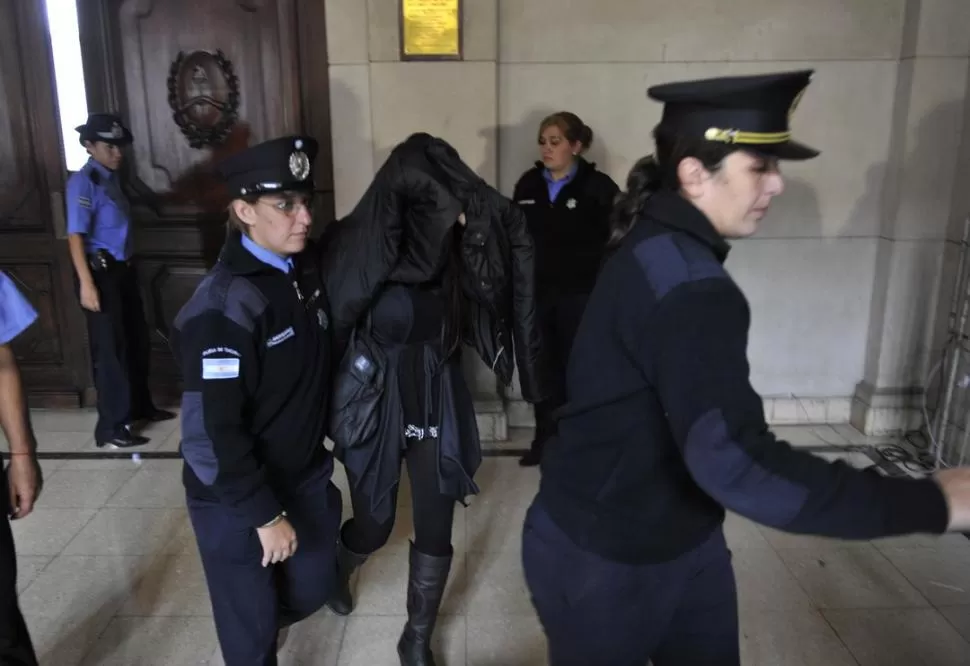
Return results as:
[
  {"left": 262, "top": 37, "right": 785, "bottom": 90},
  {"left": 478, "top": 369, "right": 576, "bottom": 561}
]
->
[{"left": 644, "top": 280, "right": 949, "bottom": 539}]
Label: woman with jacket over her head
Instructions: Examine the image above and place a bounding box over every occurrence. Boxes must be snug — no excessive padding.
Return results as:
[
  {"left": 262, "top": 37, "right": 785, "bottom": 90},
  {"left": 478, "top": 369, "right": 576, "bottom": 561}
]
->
[
  {"left": 522, "top": 70, "right": 970, "bottom": 665},
  {"left": 321, "top": 133, "right": 549, "bottom": 666},
  {"left": 511, "top": 112, "right": 618, "bottom": 466}
]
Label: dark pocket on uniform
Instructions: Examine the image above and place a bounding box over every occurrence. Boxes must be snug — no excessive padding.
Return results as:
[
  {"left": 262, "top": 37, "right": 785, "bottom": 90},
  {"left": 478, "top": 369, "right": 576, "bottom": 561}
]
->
[
  {"left": 522, "top": 503, "right": 587, "bottom": 613},
  {"left": 329, "top": 326, "right": 386, "bottom": 454},
  {"left": 522, "top": 503, "right": 628, "bottom": 612}
]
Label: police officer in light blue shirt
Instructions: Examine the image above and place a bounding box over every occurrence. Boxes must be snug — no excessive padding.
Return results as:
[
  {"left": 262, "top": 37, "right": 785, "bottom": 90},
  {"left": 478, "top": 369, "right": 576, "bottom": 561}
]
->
[
  {"left": 66, "top": 113, "right": 174, "bottom": 448},
  {"left": 0, "top": 271, "right": 42, "bottom": 665}
]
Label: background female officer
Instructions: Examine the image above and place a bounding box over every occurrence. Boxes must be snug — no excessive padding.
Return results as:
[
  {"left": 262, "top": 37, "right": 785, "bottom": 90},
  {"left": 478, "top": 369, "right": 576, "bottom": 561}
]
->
[
  {"left": 511, "top": 112, "right": 618, "bottom": 466},
  {"left": 171, "top": 136, "right": 341, "bottom": 665},
  {"left": 522, "top": 70, "right": 970, "bottom": 665},
  {"left": 66, "top": 113, "right": 174, "bottom": 448},
  {"left": 0, "top": 271, "right": 43, "bottom": 666}
]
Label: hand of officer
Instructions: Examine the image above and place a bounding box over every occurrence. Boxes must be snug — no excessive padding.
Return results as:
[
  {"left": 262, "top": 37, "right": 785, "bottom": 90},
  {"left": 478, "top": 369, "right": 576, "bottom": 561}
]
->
[
  {"left": 256, "top": 517, "right": 298, "bottom": 567},
  {"left": 79, "top": 280, "right": 101, "bottom": 312},
  {"left": 935, "top": 468, "right": 970, "bottom": 532},
  {"left": 7, "top": 454, "right": 42, "bottom": 520}
]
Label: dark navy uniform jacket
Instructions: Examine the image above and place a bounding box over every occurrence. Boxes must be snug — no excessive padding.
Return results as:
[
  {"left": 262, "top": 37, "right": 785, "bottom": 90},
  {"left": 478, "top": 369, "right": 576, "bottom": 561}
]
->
[
  {"left": 171, "top": 231, "right": 332, "bottom": 528},
  {"left": 66, "top": 158, "right": 133, "bottom": 261},
  {"left": 538, "top": 190, "right": 949, "bottom": 564},
  {"left": 0, "top": 271, "right": 38, "bottom": 345}
]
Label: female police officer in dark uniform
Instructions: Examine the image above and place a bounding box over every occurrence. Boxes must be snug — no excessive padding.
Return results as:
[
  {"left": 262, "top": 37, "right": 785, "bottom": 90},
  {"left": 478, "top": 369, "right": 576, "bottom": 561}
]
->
[
  {"left": 522, "top": 70, "right": 970, "bottom": 665},
  {"left": 171, "top": 136, "right": 341, "bottom": 665},
  {"left": 511, "top": 112, "right": 618, "bottom": 466}
]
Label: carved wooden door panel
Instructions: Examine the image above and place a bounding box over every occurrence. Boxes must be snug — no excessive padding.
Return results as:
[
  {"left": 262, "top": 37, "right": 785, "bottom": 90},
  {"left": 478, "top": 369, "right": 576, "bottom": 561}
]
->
[
  {"left": 0, "top": 0, "right": 90, "bottom": 406},
  {"left": 78, "top": 0, "right": 334, "bottom": 401}
]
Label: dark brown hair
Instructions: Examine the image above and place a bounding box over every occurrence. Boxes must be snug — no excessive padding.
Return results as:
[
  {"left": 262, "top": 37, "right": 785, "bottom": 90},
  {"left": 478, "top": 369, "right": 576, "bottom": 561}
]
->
[
  {"left": 226, "top": 194, "right": 261, "bottom": 236},
  {"left": 538, "top": 112, "right": 594, "bottom": 153},
  {"left": 606, "top": 124, "right": 740, "bottom": 249}
]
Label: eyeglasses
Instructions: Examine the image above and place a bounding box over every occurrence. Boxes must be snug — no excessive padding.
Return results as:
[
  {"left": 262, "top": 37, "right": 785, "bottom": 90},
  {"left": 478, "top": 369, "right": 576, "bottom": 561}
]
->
[{"left": 258, "top": 197, "right": 313, "bottom": 217}]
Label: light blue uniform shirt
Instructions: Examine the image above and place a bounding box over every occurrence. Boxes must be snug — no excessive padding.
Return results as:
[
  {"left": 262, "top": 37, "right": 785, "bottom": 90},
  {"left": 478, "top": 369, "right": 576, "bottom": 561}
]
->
[
  {"left": 66, "top": 158, "right": 133, "bottom": 261},
  {"left": 0, "top": 271, "right": 38, "bottom": 345},
  {"left": 544, "top": 162, "right": 578, "bottom": 203},
  {"left": 241, "top": 235, "right": 294, "bottom": 273}
]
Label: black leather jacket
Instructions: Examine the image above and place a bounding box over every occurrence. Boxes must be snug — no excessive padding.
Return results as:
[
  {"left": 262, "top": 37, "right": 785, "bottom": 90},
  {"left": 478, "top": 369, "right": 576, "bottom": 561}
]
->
[{"left": 319, "top": 133, "right": 549, "bottom": 403}]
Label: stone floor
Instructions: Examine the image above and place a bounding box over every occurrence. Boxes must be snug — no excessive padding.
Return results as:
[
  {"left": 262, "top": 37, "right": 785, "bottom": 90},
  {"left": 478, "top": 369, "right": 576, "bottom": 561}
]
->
[{"left": 8, "top": 411, "right": 970, "bottom": 665}]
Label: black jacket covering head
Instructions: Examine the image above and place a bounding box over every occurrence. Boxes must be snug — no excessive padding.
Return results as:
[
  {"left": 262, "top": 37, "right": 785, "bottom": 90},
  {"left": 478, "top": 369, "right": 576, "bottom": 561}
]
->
[{"left": 319, "top": 132, "right": 550, "bottom": 404}]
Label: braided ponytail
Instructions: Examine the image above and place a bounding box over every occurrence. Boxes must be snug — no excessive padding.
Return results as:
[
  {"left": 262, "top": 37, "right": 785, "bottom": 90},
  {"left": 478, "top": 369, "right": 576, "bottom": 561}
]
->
[
  {"left": 606, "top": 123, "right": 739, "bottom": 250},
  {"left": 606, "top": 155, "right": 663, "bottom": 249}
]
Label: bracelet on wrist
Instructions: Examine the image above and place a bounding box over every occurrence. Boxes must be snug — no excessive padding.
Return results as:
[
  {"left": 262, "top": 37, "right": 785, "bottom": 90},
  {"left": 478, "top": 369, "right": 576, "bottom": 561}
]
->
[{"left": 260, "top": 511, "right": 287, "bottom": 529}]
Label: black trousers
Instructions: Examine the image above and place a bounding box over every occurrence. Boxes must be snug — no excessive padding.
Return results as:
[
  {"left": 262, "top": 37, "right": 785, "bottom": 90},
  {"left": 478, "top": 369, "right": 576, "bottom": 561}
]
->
[
  {"left": 0, "top": 472, "right": 38, "bottom": 666},
  {"left": 532, "top": 291, "right": 589, "bottom": 447},
  {"left": 188, "top": 465, "right": 342, "bottom": 666},
  {"left": 522, "top": 499, "right": 739, "bottom": 666},
  {"left": 81, "top": 262, "right": 155, "bottom": 440},
  {"left": 344, "top": 438, "right": 455, "bottom": 557}
]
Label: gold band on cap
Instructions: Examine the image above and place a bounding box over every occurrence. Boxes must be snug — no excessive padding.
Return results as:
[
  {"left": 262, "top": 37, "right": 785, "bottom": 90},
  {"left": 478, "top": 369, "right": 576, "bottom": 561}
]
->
[{"left": 704, "top": 127, "right": 793, "bottom": 145}]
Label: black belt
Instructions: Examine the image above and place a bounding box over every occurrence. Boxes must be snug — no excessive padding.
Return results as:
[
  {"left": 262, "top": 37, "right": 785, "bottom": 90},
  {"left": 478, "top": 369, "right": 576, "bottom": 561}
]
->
[{"left": 87, "top": 250, "right": 131, "bottom": 272}]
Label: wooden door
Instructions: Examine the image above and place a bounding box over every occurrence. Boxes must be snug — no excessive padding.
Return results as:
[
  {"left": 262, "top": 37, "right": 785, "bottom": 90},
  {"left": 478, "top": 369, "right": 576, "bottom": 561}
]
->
[
  {"left": 0, "top": 0, "right": 91, "bottom": 407},
  {"left": 77, "top": 0, "right": 335, "bottom": 403}
]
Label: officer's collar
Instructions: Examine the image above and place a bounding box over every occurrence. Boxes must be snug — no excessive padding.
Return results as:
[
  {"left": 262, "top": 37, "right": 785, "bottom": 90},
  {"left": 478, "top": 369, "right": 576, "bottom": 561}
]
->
[
  {"left": 219, "top": 229, "right": 316, "bottom": 279},
  {"left": 87, "top": 158, "right": 116, "bottom": 179},
  {"left": 240, "top": 234, "right": 293, "bottom": 274},
  {"left": 219, "top": 230, "right": 279, "bottom": 276},
  {"left": 641, "top": 191, "right": 731, "bottom": 262}
]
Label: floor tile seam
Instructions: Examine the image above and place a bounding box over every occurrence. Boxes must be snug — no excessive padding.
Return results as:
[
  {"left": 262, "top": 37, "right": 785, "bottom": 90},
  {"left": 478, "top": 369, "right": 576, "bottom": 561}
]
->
[
  {"left": 812, "top": 607, "right": 864, "bottom": 666},
  {"left": 19, "top": 507, "right": 103, "bottom": 597}
]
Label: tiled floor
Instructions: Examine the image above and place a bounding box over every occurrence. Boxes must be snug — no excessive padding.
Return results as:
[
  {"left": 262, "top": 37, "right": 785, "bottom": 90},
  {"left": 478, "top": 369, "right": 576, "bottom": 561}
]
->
[{"left": 7, "top": 411, "right": 970, "bottom": 665}]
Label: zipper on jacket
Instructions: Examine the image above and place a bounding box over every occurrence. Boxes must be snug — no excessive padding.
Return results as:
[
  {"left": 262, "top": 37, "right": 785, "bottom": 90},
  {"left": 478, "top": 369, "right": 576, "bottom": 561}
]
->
[{"left": 491, "top": 345, "right": 505, "bottom": 371}]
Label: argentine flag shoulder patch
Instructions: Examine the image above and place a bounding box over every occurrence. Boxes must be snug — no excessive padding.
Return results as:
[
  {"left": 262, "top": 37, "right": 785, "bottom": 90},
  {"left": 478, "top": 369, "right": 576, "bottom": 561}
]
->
[{"left": 202, "top": 357, "right": 240, "bottom": 380}]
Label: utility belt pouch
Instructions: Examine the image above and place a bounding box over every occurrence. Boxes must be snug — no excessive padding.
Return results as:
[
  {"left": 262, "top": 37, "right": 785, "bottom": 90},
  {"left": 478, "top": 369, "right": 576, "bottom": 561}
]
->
[{"left": 87, "top": 250, "right": 114, "bottom": 272}]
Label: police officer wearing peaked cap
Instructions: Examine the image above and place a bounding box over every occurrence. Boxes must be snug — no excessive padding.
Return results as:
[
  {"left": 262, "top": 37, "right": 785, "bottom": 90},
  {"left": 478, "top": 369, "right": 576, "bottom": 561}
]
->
[
  {"left": 66, "top": 113, "right": 175, "bottom": 449},
  {"left": 522, "top": 70, "right": 970, "bottom": 665},
  {"left": 171, "top": 135, "right": 342, "bottom": 665}
]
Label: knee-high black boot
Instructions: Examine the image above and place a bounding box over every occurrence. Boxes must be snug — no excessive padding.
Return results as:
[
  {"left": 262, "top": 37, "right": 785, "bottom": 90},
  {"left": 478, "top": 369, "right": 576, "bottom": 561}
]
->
[
  {"left": 325, "top": 524, "right": 370, "bottom": 616},
  {"left": 397, "top": 542, "right": 453, "bottom": 666}
]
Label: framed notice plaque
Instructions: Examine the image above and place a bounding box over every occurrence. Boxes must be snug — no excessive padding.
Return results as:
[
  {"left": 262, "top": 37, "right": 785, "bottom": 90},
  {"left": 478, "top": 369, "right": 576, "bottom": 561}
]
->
[{"left": 400, "top": 0, "right": 463, "bottom": 61}]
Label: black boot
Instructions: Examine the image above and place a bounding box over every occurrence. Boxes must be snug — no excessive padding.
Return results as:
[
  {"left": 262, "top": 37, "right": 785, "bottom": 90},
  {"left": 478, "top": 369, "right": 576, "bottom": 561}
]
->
[
  {"left": 518, "top": 440, "right": 544, "bottom": 467},
  {"left": 397, "top": 542, "right": 453, "bottom": 666},
  {"left": 521, "top": 401, "right": 556, "bottom": 466},
  {"left": 325, "top": 526, "right": 370, "bottom": 616}
]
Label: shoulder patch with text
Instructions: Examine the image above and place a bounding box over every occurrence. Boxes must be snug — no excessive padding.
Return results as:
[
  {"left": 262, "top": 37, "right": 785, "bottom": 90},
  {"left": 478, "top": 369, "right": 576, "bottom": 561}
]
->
[{"left": 267, "top": 326, "right": 295, "bottom": 348}]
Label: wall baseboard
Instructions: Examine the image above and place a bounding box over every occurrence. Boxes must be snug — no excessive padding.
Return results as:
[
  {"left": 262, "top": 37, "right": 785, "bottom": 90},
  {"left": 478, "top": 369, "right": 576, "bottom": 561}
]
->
[
  {"left": 502, "top": 395, "right": 858, "bottom": 432},
  {"left": 850, "top": 382, "right": 925, "bottom": 436}
]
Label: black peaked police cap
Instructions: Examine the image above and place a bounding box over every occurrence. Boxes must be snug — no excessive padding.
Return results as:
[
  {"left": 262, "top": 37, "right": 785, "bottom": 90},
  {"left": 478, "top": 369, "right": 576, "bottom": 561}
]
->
[
  {"left": 217, "top": 135, "right": 319, "bottom": 199},
  {"left": 647, "top": 70, "right": 819, "bottom": 160},
  {"left": 75, "top": 113, "right": 134, "bottom": 146}
]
